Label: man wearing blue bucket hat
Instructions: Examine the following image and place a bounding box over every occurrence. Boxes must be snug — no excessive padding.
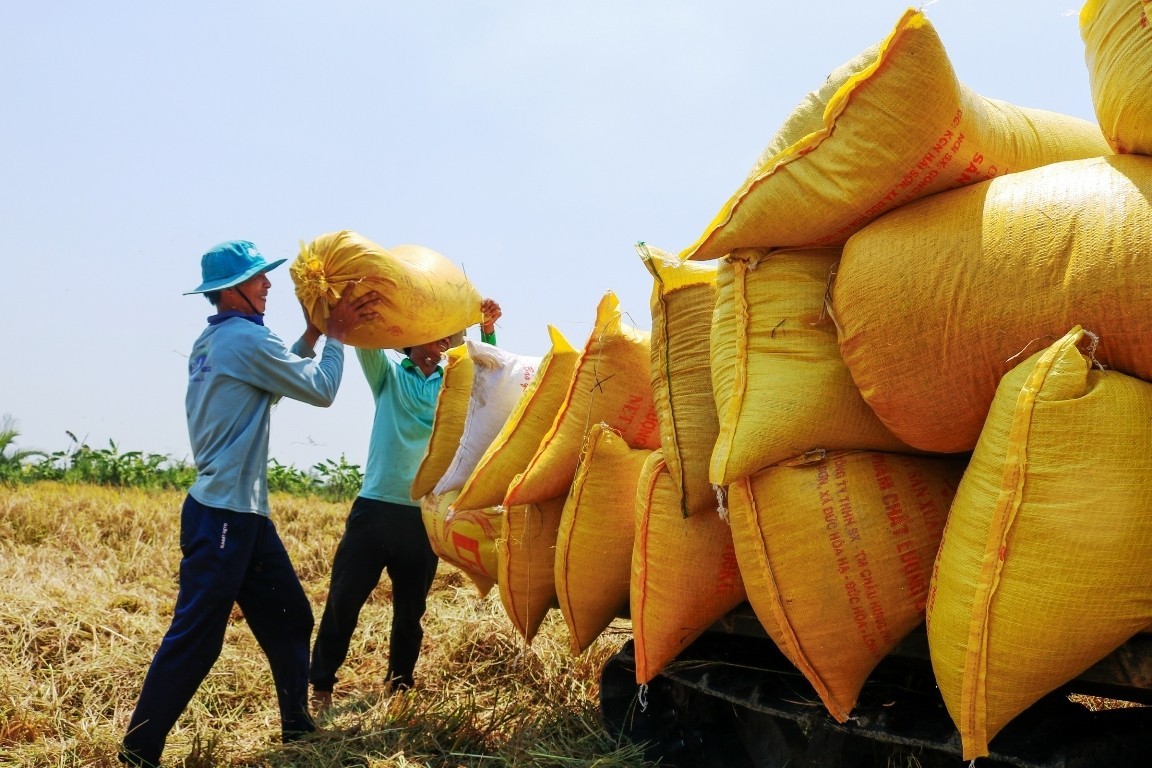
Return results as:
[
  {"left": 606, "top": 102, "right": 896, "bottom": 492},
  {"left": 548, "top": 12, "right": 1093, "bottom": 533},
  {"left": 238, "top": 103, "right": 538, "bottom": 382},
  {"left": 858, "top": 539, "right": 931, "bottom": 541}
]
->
[{"left": 119, "top": 240, "right": 382, "bottom": 768}]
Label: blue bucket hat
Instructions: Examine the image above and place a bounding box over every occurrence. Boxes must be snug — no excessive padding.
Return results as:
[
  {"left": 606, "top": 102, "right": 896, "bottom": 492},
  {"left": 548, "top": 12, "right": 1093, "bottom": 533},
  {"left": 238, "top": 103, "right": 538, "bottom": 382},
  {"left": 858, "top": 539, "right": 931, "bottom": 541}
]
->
[{"left": 184, "top": 240, "right": 287, "bottom": 295}]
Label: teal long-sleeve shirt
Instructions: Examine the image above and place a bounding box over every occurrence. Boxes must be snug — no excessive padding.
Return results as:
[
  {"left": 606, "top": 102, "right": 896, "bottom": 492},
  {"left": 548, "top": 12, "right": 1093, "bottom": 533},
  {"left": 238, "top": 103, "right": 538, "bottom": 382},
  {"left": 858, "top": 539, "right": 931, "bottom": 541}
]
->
[
  {"left": 185, "top": 314, "right": 345, "bottom": 515},
  {"left": 358, "top": 332, "right": 494, "bottom": 505}
]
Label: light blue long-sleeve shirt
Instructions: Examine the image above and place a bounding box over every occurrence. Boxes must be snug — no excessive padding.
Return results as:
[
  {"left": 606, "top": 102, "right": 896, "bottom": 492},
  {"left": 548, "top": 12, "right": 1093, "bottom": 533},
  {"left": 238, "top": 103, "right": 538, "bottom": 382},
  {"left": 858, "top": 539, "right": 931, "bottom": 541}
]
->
[{"left": 185, "top": 313, "right": 344, "bottom": 515}]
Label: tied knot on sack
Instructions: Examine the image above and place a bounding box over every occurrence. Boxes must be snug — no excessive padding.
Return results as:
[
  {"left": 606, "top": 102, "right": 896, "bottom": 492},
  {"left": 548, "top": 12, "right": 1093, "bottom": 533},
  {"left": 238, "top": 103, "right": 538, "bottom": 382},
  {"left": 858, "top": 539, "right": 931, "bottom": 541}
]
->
[
  {"left": 1005, "top": 328, "right": 1107, "bottom": 373},
  {"left": 290, "top": 243, "right": 341, "bottom": 322}
]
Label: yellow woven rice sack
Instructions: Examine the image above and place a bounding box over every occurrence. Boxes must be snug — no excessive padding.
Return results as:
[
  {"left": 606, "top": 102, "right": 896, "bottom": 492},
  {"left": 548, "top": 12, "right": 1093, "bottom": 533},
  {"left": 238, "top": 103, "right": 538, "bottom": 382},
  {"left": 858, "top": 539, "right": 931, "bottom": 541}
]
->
[
  {"left": 452, "top": 326, "right": 580, "bottom": 512},
  {"left": 832, "top": 153, "right": 1152, "bottom": 454},
  {"left": 292, "top": 230, "right": 483, "bottom": 349},
  {"left": 411, "top": 345, "right": 473, "bottom": 500},
  {"left": 638, "top": 243, "right": 720, "bottom": 517},
  {"left": 433, "top": 341, "right": 542, "bottom": 496},
  {"left": 555, "top": 423, "right": 651, "bottom": 655},
  {"left": 679, "top": 8, "right": 1110, "bottom": 261},
  {"left": 497, "top": 496, "right": 566, "bottom": 645},
  {"left": 1082, "top": 0, "right": 1152, "bottom": 154},
  {"left": 632, "top": 451, "right": 746, "bottom": 684},
  {"left": 420, "top": 490, "right": 499, "bottom": 598},
  {"left": 711, "top": 247, "right": 914, "bottom": 487},
  {"left": 728, "top": 449, "right": 965, "bottom": 722},
  {"left": 925, "top": 326, "right": 1152, "bottom": 761},
  {"left": 504, "top": 292, "right": 660, "bottom": 507}
]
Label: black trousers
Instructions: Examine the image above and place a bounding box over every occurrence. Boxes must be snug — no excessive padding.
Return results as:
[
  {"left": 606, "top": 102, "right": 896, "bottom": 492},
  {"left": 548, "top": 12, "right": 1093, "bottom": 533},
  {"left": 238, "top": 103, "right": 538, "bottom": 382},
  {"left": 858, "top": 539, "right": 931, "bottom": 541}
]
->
[
  {"left": 310, "top": 496, "right": 439, "bottom": 692},
  {"left": 121, "top": 497, "right": 314, "bottom": 767}
]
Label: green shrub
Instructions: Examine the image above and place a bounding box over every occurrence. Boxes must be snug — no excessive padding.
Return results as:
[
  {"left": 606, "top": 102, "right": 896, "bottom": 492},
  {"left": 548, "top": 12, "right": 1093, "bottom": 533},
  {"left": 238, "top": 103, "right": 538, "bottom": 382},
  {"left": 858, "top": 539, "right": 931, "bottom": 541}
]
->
[
  {"left": 1, "top": 415, "right": 361, "bottom": 500},
  {"left": 0, "top": 414, "right": 48, "bottom": 486}
]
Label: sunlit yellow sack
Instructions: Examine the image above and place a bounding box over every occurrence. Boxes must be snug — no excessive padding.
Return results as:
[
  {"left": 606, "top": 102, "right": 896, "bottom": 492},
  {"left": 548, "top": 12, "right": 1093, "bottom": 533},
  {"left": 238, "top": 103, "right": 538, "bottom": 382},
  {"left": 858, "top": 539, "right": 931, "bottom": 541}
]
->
[
  {"left": 710, "top": 247, "right": 913, "bottom": 487},
  {"left": 926, "top": 326, "right": 1152, "bottom": 761},
  {"left": 555, "top": 424, "right": 651, "bottom": 655},
  {"left": 631, "top": 451, "right": 746, "bottom": 684},
  {"left": 497, "top": 496, "right": 566, "bottom": 645},
  {"left": 420, "top": 490, "right": 500, "bottom": 598},
  {"left": 1082, "top": 0, "right": 1152, "bottom": 154},
  {"left": 411, "top": 345, "right": 473, "bottom": 500},
  {"left": 639, "top": 244, "right": 720, "bottom": 517},
  {"left": 832, "top": 153, "right": 1152, "bottom": 454},
  {"left": 504, "top": 292, "right": 660, "bottom": 507},
  {"left": 729, "top": 449, "right": 964, "bottom": 722},
  {"left": 679, "top": 8, "right": 1109, "bottom": 260},
  {"left": 433, "top": 341, "right": 542, "bottom": 496},
  {"left": 452, "top": 326, "right": 580, "bottom": 512},
  {"left": 292, "top": 230, "right": 483, "bottom": 349}
]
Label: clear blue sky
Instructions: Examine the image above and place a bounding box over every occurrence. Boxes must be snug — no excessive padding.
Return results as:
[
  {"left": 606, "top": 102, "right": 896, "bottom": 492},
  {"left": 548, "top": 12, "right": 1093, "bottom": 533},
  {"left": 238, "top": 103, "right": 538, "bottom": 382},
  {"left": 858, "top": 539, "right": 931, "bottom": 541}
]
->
[{"left": 1, "top": 1, "right": 1096, "bottom": 471}]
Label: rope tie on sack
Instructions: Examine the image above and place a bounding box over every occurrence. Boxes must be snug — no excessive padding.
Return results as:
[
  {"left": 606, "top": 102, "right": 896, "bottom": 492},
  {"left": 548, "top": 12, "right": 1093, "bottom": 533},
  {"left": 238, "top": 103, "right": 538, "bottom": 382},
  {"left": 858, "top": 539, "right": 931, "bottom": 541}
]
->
[
  {"left": 714, "top": 484, "right": 728, "bottom": 522},
  {"left": 638, "top": 683, "right": 649, "bottom": 712},
  {"left": 775, "top": 448, "right": 830, "bottom": 470},
  {"left": 821, "top": 262, "right": 842, "bottom": 335},
  {"left": 1081, "top": 328, "right": 1104, "bottom": 371},
  {"left": 1005, "top": 327, "right": 1108, "bottom": 372},
  {"left": 291, "top": 241, "right": 339, "bottom": 325}
]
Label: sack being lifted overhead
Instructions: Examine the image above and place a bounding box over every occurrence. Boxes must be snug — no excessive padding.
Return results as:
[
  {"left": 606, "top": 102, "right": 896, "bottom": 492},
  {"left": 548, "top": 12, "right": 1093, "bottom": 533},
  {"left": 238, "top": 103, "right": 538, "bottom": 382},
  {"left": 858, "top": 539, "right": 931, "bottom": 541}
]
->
[{"left": 292, "top": 230, "right": 483, "bottom": 349}]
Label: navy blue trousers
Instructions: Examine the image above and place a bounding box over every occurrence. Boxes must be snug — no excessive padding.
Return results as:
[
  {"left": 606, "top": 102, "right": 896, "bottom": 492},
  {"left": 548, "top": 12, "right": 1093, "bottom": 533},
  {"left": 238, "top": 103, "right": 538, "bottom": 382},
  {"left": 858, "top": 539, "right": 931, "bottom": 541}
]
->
[
  {"left": 310, "top": 497, "right": 439, "bottom": 693},
  {"left": 121, "top": 496, "right": 314, "bottom": 766}
]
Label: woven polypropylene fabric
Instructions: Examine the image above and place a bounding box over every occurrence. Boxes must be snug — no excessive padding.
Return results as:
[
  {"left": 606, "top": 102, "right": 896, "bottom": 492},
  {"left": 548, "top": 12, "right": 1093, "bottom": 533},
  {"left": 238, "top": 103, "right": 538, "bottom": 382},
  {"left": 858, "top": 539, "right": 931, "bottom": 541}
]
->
[
  {"left": 680, "top": 8, "right": 1109, "bottom": 260},
  {"left": 640, "top": 244, "right": 720, "bottom": 516},
  {"left": 292, "top": 230, "right": 482, "bottom": 349},
  {"left": 497, "top": 496, "right": 565, "bottom": 645},
  {"left": 630, "top": 451, "right": 746, "bottom": 685},
  {"left": 411, "top": 346, "right": 473, "bottom": 500},
  {"left": 728, "top": 449, "right": 964, "bottom": 722},
  {"left": 926, "top": 327, "right": 1152, "bottom": 760},
  {"left": 504, "top": 292, "right": 659, "bottom": 507},
  {"left": 434, "top": 341, "right": 542, "bottom": 496},
  {"left": 834, "top": 154, "right": 1152, "bottom": 454},
  {"left": 554, "top": 424, "right": 649, "bottom": 655},
  {"left": 711, "top": 247, "right": 913, "bottom": 488},
  {"left": 1082, "top": 0, "right": 1152, "bottom": 154},
  {"left": 419, "top": 489, "right": 498, "bottom": 598},
  {"left": 453, "top": 325, "right": 579, "bottom": 512}
]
